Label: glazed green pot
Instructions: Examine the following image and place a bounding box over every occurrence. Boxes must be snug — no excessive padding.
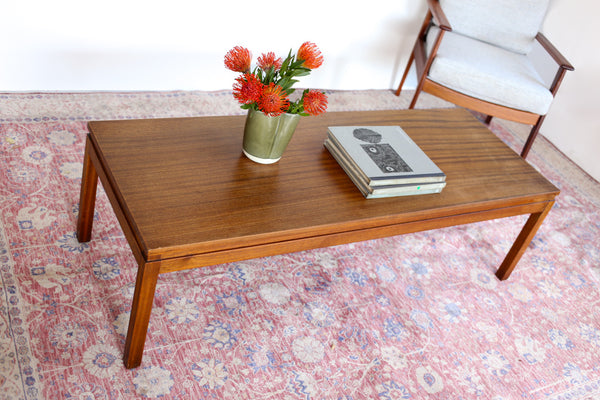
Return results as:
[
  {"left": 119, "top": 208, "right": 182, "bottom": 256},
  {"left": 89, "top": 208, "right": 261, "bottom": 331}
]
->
[{"left": 242, "top": 109, "right": 301, "bottom": 164}]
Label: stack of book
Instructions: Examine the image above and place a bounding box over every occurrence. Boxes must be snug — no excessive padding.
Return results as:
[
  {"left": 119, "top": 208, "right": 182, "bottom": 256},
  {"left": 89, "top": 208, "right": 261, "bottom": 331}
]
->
[{"left": 324, "top": 125, "right": 446, "bottom": 199}]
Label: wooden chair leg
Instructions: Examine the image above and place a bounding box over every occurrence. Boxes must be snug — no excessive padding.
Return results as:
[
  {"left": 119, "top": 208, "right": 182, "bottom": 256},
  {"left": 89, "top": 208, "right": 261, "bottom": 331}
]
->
[
  {"left": 409, "top": 66, "right": 429, "bottom": 109},
  {"left": 395, "top": 51, "right": 415, "bottom": 96},
  {"left": 409, "top": 87, "right": 422, "bottom": 110},
  {"left": 521, "top": 115, "right": 545, "bottom": 159},
  {"left": 395, "top": 49, "right": 423, "bottom": 110},
  {"left": 484, "top": 115, "right": 493, "bottom": 125}
]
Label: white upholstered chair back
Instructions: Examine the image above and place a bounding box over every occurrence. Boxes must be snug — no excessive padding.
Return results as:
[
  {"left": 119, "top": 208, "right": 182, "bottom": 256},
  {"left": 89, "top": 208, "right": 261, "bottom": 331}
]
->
[{"left": 438, "top": 0, "right": 550, "bottom": 54}]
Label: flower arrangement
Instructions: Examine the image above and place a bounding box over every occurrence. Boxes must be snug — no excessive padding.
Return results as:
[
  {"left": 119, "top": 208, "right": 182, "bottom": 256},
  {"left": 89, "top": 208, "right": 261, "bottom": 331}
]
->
[{"left": 224, "top": 42, "right": 328, "bottom": 117}]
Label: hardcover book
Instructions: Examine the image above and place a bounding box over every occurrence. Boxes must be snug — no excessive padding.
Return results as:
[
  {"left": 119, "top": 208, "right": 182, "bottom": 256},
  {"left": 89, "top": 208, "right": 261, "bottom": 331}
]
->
[
  {"left": 325, "top": 139, "right": 446, "bottom": 199},
  {"left": 327, "top": 125, "right": 445, "bottom": 186}
]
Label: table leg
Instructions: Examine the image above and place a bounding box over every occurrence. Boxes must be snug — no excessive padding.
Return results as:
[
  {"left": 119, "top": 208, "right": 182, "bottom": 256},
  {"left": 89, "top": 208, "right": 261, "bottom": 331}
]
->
[
  {"left": 77, "top": 136, "right": 99, "bottom": 242},
  {"left": 496, "top": 200, "right": 555, "bottom": 280},
  {"left": 123, "top": 261, "right": 161, "bottom": 369}
]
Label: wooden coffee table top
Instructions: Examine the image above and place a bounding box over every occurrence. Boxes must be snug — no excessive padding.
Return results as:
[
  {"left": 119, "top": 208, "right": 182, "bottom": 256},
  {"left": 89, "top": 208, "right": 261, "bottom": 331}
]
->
[{"left": 88, "top": 108, "right": 558, "bottom": 264}]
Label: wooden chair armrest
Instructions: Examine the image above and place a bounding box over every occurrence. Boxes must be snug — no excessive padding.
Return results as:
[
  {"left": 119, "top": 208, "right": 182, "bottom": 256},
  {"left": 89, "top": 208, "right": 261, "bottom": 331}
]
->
[
  {"left": 427, "top": 0, "right": 452, "bottom": 31},
  {"left": 536, "top": 33, "right": 574, "bottom": 71}
]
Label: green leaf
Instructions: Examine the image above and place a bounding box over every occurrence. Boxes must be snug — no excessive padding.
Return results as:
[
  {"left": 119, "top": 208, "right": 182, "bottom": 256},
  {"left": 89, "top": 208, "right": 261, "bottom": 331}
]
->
[
  {"left": 277, "top": 76, "right": 290, "bottom": 89},
  {"left": 280, "top": 50, "right": 293, "bottom": 71},
  {"left": 265, "top": 67, "right": 277, "bottom": 84},
  {"left": 291, "top": 59, "right": 305, "bottom": 69},
  {"left": 291, "top": 69, "right": 310, "bottom": 77}
]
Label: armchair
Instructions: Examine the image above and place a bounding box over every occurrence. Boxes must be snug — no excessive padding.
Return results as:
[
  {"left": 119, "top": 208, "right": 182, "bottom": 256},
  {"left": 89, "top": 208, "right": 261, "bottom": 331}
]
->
[{"left": 395, "top": 0, "right": 574, "bottom": 158}]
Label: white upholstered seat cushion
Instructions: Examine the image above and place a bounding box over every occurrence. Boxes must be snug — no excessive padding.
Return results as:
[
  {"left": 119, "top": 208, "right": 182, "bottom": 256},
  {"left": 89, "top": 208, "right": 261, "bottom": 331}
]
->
[{"left": 426, "top": 26, "right": 554, "bottom": 115}]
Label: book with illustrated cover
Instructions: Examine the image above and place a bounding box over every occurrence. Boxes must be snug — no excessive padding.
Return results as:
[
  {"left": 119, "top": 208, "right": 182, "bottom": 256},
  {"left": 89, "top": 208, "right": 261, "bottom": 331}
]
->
[
  {"left": 325, "top": 139, "right": 446, "bottom": 198},
  {"left": 327, "top": 125, "right": 445, "bottom": 186}
]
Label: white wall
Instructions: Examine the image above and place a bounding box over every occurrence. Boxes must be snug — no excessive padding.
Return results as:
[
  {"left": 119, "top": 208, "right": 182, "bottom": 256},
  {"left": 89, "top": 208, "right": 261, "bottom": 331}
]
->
[
  {"left": 538, "top": 0, "right": 600, "bottom": 183},
  {"left": 1, "top": 1, "right": 597, "bottom": 181},
  {"left": 0, "top": 1, "right": 424, "bottom": 91}
]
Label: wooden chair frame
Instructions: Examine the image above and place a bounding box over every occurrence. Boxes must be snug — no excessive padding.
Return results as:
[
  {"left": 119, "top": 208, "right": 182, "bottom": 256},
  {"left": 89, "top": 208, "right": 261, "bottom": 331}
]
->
[{"left": 396, "top": 0, "right": 574, "bottom": 158}]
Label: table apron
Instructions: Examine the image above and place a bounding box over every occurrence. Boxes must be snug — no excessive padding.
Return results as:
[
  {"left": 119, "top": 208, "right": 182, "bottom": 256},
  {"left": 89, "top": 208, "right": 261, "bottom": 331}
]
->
[{"left": 155, "top": 200, "right": 553, "bottom": 274}]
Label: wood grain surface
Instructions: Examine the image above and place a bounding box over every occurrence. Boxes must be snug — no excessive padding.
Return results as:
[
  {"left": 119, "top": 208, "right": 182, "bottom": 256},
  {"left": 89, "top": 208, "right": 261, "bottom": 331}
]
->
[{"left": 87, "top": 108, "right": 558, "bottom": 265}]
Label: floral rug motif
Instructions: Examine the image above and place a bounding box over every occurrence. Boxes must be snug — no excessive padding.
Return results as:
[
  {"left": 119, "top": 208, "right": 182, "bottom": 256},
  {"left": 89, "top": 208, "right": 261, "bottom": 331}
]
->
[{"left": 0, "top": 91, "right": 599, "bottom": 399}]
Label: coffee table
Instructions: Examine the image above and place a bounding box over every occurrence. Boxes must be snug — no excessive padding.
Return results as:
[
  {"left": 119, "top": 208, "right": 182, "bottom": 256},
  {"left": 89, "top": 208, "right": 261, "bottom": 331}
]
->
[{"left": 76, "top": 108, "right": 558, "bottom": 368}]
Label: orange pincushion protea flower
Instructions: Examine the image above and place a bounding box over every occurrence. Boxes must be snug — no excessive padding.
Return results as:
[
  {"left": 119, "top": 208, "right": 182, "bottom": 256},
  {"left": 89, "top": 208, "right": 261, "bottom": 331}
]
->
[
  {"left": 233, "top": 73, "right": 264, "bottom": 105},
  {"left": 302, "top": 90, "right": 328, "bottom": 116},
  {"left": 297, "top": 42, "right": 324, "bottom": 69},
  {"left": 257, "top": 52, "right": 283, "bottom": 71},
  {"left": 225, "top": 42, "right": 327, "bottom": 116},
  {"left": 258, "top": 83, "right": 290, "bottom": 116},
  {"left": 224, "top": 46, "right": 252, "bottom": 73}
]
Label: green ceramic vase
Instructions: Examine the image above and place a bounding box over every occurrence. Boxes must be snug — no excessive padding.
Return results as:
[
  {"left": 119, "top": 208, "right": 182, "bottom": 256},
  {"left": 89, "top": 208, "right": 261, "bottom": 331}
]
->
[{"left": 242, "top": 109, "right": 301, "bottom": 164}]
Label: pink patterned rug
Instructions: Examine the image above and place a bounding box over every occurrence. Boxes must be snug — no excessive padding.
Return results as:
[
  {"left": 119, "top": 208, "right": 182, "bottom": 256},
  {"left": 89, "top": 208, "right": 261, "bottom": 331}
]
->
[{"left": 1, "top": 91, "right": 599, "bottom": 399}]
